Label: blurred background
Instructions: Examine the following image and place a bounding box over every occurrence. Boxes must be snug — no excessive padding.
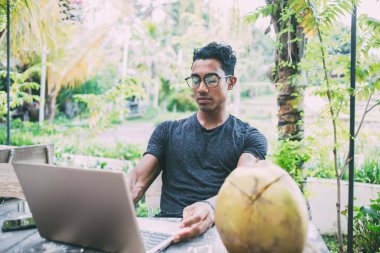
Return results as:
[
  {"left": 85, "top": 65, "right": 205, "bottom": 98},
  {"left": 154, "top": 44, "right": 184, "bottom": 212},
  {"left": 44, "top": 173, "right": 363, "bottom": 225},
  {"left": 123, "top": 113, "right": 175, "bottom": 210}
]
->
[{"left": 0, "top": 1, "right": 380, "bottom": 251}]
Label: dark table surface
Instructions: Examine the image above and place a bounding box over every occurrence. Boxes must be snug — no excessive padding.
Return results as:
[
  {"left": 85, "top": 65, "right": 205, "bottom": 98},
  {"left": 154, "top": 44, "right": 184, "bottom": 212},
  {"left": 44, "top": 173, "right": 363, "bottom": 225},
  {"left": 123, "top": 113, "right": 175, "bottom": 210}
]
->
[{"left": 0, "top": 201, "right": 329, "bottom": 253}]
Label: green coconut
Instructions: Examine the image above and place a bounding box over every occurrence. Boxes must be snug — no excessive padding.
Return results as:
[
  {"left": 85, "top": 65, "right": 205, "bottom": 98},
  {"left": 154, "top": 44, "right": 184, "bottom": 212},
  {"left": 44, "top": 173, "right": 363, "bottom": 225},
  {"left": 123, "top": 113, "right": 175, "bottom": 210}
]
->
[{"left": 215, "top": 163, "right": 308, "bottom": 253}]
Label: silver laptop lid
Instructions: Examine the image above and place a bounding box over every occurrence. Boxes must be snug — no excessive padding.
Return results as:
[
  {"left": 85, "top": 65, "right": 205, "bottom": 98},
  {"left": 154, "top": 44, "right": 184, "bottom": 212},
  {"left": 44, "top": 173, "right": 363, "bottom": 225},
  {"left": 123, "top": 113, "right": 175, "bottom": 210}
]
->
[{"left": 13, "top": 163, "right": 145, "bottom": 253}]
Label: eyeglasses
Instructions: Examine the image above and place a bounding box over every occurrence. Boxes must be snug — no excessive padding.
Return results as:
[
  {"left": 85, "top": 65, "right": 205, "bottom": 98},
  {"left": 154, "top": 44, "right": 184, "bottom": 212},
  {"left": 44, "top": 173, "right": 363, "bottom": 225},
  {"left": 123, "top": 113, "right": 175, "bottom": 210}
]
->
[{"left": 185, "top": 73, "right": 232, "bottom": 89}]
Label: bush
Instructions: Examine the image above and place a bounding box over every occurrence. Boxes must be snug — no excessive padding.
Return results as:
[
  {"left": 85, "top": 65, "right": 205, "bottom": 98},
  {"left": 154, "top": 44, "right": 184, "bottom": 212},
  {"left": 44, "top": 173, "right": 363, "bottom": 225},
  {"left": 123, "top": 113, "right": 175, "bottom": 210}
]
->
[
  {"left": 271, "top": 139, "right": 312, "bottom": 188},
  {"left": 342, "top": 192, "right": 380, "bottom": 253},
  {"left": 167, "top": 89, "right": 197, "bottom": 112},
  {"left": 0, "top": 119, "right": 37, "bottom": 146},
  {"left": 310, "top": 158, "right": 380, "bottom": 185},
  {"left": 342, "top": 159, "right": 380, "bottom": 185},
  {"left": 80, "top": 143, "right": 144, "bottom": 161},
  {"left": 352, "top": 193, "right": 380, "bottom": 253}
]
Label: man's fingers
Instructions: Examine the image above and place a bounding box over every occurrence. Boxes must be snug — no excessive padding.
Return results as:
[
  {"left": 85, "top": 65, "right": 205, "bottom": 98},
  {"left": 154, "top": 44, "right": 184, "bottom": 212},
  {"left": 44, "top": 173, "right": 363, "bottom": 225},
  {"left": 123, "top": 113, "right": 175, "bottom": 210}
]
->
[
  {"left": 173, "top": 217, "right": 212, "bottom": 243},
  {"left": 181, "top": 213, "right": 202, "bottom": 227},
  {"left": 181, "top": 209, "right": 208, "bottom": 228}
]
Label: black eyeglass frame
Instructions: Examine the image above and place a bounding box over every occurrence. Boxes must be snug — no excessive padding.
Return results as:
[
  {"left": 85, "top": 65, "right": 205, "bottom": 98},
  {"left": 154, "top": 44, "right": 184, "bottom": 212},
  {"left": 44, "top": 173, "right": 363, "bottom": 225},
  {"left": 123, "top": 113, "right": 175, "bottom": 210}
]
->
[{"left": 185, "top": 73, "right": 232, "bottom": 89}]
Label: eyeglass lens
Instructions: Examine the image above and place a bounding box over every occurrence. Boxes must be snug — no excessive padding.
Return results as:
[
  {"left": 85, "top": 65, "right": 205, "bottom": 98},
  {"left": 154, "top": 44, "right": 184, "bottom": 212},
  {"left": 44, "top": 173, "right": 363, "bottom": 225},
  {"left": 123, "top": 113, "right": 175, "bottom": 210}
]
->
[{"left": 190, "top": 74, "right": 219, "bottom": 87}]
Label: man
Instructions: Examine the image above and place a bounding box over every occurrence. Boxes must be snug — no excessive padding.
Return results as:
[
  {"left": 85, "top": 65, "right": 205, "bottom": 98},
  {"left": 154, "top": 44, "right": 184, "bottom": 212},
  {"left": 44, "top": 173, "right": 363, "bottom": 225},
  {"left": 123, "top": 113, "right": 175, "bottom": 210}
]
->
[{"left": 128, "top": 42, "right": 267, "bottom": 242}]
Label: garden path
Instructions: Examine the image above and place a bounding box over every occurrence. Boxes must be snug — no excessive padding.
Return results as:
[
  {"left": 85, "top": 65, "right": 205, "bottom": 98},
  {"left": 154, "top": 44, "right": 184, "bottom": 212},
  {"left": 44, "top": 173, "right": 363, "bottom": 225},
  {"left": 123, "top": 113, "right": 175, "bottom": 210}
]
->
[{"left": 94, "top": 121, "right": 155, "bottom": 147}]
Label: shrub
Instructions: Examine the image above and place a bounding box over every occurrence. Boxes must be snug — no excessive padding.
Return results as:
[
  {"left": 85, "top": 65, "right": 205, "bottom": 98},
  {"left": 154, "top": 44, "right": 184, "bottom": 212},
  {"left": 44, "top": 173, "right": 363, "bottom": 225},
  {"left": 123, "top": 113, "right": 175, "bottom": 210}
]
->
[
  {"left": 167, "top": 89, "right": 197, "bottom": 112},
  {"left": 352, "top": 193, "right": 380, "bottom": 253},
  {"left": 310, "top": 158, "right": 380, "bottom": 185},
  {"left": 271, "top": 139, "right": 312, "bottom": 188},
  {"left": 342, "top": 159, "right": 380, "bottom": 185}
]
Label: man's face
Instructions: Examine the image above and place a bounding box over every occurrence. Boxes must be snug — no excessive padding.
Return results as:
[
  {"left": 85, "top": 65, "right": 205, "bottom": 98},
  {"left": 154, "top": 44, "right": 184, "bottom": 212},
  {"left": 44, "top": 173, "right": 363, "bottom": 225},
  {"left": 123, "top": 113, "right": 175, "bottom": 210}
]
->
[{"left": 190, "top": 59, "right": 234, "bottom": 112}]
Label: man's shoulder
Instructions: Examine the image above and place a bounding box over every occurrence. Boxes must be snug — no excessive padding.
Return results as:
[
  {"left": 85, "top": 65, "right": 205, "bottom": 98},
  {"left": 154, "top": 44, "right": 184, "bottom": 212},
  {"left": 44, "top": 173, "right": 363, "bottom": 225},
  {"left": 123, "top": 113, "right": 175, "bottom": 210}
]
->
[
  {"left": 156, "top": 113, "right": 195, "bottom": 129},
  {"left": 228, "top": 115, "right": 257, "bottom": 131},
  {"left": 228, "top": 115, "right": 266, "bottom": 139}
]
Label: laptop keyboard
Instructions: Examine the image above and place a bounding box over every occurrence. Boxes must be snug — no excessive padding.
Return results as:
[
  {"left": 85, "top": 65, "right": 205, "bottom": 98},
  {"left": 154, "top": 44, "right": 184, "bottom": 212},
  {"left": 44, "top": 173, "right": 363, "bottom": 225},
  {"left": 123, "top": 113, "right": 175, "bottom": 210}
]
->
[{"left": 140, "top": 230, "right": 172, "bottom": 251}]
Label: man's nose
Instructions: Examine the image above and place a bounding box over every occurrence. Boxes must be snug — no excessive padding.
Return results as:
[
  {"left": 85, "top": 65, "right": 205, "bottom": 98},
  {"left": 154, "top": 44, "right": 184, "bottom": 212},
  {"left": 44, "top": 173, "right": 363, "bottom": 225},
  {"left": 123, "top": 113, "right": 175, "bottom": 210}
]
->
[{"left": 197, "top": 79, "right": 209, "bottom": 93}]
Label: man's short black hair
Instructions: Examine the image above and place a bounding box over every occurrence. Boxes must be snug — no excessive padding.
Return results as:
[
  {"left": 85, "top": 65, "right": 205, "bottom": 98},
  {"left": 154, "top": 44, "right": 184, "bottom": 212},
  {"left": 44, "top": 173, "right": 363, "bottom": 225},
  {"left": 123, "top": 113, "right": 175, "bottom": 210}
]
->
[{"left": 192, "top": 42, "right": 237, "bottom": 75}]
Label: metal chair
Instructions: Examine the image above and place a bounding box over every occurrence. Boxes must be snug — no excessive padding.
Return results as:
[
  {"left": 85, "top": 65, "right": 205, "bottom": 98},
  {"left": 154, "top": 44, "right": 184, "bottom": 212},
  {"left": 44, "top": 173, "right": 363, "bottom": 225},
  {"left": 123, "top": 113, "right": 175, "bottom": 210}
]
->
[
  {"left": 0, "top": 144, "right": 54, "bottom": 164},
  {"left": 0, "top": 144, "right": 54, "bottom": 202}
]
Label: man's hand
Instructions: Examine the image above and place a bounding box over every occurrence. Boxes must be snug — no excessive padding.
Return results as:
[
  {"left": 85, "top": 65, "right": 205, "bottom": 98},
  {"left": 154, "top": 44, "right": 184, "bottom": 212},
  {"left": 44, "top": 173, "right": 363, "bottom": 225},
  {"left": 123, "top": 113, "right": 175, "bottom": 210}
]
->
[{"left": 173, "top": 202, "right": 215, "bottom": 243}]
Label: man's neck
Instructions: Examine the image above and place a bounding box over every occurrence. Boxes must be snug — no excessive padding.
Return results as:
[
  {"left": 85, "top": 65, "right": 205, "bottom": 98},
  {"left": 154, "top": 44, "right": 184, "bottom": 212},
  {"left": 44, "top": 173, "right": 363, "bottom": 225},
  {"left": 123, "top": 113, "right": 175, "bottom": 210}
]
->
[{"left": 196, "top": 109, "right": 230, "bottom": 130}]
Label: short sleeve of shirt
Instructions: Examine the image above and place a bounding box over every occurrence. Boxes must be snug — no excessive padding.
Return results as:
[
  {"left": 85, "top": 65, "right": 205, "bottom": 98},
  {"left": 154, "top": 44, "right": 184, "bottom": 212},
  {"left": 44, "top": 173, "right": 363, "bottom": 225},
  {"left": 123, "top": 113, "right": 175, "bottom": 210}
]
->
[
  {"left": 243, "top": 128, "right": 268, "bottom": 160},
  {"left": 143, "top": 121, "right": 169, "bottom": 160}
]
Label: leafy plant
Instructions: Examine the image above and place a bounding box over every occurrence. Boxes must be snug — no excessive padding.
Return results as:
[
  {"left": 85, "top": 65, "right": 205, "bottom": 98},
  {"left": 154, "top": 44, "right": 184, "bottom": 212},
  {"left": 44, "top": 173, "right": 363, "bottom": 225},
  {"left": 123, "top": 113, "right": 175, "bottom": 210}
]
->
[
  {"left": 309, "top": 158, "right": 380, "bottom": 185},
  {"left": 74, "top": 77, "right": 145, "bottom": 133},
  {"left": 135, "top": 199, "right": 160, "bottom": 218},
  {"left": 78, "top": 143, "right": 144, "bottom": 161},
  {"left": 167, "top": 88, "right": 197, "bottom": 112},
  {"left": 271, "top": 139, "right": 312, "bottom": 188},
  {"left": 0, "top": 67, "right": 40, "bottom": 121},
  {"left": 298, "top": 4, "right": 379, "bottom": 251},
  {"left": 342, "top": 159, "right": 380, "bottom": 185},
  {"left": 342, "top": 193, "right": 380, "bottom": 253},
  {"left": 322, "top": 234, "right": 348, "bottom": 253}
]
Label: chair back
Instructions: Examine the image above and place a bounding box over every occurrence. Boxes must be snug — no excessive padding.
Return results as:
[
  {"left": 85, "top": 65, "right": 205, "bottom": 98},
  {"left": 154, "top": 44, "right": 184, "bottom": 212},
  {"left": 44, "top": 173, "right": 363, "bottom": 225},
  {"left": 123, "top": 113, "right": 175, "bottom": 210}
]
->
[
  {"left": 0, "top": 144, "right": 54, "bottom": 200},
  {"left": 0, "top": 144, "right": 54, "bottom": 164}
]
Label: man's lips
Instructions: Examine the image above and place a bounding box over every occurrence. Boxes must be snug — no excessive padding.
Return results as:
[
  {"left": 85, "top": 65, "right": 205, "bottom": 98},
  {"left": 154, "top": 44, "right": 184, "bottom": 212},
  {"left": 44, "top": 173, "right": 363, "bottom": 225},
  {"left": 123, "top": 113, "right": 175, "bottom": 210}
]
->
[{"left": 197, "top": 97, "right": 212, "bottom": 103}]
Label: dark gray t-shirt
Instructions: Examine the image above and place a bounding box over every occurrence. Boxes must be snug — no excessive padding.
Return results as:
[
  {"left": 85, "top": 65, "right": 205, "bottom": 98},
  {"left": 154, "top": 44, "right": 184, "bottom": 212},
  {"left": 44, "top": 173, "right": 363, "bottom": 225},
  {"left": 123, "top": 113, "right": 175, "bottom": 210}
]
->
[{"left": 144, "top": 113, "right": 267, "bottom": 217}]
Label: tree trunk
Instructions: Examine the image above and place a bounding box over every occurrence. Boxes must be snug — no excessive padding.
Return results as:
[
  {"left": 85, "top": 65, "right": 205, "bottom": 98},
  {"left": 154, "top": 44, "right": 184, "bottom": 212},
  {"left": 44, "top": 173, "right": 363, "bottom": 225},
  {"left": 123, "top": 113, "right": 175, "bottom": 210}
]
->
[
  {"left": 39, "top": 46, "right": 48, "bottom": 125},
  {"left": 277, "top": 82, "right": 304, "bottom": 141},
  {"left": 46, "top": 91, "right": 56, "bottom": 122},
  {"left": 268, "top": 1, "right": 305, "bottom": 141}
]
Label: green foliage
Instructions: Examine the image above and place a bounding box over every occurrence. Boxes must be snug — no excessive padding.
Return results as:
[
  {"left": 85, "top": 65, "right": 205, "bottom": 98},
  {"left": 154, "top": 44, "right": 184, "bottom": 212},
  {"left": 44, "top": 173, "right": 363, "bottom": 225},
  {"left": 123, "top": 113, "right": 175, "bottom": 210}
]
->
[
  {"left": 271, "top": 139, "right": 312, "bottom": 187},
  {"left": 359, "top": 15, "right": 380, "bottom": 57},
  {"left": 73, "top": 143, "right": 144, "bottom": 161},
  {"left": 0, "top": 0, "right": 18, "bottom": 33},
  {"left": 74, "top": 77, "right": 145, "bottom": 132},
  {"left": 167, "top": 88, "right": 197, "bottom": 112},
  {"left": 56, "top": 74, "right": 114, "bottom": 117},
  {"left": 309, "top": 158, "right": 380, "bottom": 185},
  {"left": 135, "top": 199, "right": 160, "bottom": 218},
  {"left": 343, "top": 159, "right": 380, "bottom": 185},
  {"left": 0, "top": 126, "right": 34, "bottom": 146},
  {"left": 136, "top": 200, "right": 149, "bottom": 217},
  {"left": 244, "top": 3, "right": 279, "bottom": 24},
  {"left": 343, "top": 193, "right": 380, "bottom": 253},
  {"left": 159, "top": 77, "right": 174, "bottom": 105},
  {"left": 320, "top": 160, "right": 380, "bottom": 185},
  {"left": 0, "top": 118, "right": 73, "bottom": 146},
  {"left": 322, "top": 234, "right": 347, "bottom": 253},
  {"left": 308, "top": 163, "right": 337, "bottom": 180},
  {"left": 354, "top": 193, "right": 380, "bottom": 253},
  {"left": 0, "top": 67, "right": 40, "bottom": 120}
]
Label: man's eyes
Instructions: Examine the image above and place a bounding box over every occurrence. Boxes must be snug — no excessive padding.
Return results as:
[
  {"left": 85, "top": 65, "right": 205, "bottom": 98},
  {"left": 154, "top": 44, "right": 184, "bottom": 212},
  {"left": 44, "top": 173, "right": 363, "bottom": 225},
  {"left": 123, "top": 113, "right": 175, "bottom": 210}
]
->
[{"left": 205, "top": 77, "right": 218, "bottom": 83}]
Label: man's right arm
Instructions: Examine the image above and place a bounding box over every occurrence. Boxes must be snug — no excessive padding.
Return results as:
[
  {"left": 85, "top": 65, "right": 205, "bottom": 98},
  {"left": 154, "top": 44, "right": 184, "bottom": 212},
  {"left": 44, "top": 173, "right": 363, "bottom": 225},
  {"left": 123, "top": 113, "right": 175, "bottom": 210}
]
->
[{"left": 128, "top": 154, "right": 161, "bottom": 204}]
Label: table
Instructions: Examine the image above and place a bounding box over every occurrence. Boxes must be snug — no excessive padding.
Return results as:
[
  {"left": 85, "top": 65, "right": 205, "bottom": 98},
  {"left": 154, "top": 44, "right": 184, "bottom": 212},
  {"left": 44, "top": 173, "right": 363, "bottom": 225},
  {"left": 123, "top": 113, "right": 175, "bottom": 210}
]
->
[{"left": 0, "top": 201, "right": 329, "bottom": 253}]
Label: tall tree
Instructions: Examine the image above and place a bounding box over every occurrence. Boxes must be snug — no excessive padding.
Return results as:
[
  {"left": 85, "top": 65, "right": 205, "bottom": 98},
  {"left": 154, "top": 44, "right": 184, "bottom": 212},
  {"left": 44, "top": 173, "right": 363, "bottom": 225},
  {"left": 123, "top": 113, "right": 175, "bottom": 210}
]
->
[
  {"left": 247, "top": 1, "right": 358, "bottom": 252},
  {"left": 0, "top": 0, "right": 114, "bottom": 121},
  {"left": 246, "top": 1, "right": 306, "bottom": 141}
]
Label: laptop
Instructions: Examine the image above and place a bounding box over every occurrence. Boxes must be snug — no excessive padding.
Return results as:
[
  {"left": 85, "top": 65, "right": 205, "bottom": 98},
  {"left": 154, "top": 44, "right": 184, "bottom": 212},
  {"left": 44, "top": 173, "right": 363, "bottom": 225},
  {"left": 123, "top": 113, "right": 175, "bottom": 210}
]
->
[{"left": 12, "top": 163, "right": 181, "bottom": 253}]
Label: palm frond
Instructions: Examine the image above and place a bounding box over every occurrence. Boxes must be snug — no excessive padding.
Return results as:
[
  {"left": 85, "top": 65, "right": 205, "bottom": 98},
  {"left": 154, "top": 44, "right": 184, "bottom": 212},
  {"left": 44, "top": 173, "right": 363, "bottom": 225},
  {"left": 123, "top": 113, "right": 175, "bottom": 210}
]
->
[{"left": 244, "top": 3, "right": 279, "bottom": 24}]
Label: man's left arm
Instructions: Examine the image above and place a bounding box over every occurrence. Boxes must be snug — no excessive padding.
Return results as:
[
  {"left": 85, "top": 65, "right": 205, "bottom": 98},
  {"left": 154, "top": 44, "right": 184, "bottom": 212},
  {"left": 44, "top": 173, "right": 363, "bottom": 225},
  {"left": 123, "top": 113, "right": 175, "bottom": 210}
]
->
[{"left": 173, "top": 153, "right": 261, "bottom": 243}]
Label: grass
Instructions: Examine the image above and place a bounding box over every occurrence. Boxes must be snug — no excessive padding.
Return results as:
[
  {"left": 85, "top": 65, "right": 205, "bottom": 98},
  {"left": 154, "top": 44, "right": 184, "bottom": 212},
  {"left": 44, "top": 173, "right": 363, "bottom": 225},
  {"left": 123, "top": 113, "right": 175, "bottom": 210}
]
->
[{"left": 322, "top": 235, "right": 347, "bottom": 253}]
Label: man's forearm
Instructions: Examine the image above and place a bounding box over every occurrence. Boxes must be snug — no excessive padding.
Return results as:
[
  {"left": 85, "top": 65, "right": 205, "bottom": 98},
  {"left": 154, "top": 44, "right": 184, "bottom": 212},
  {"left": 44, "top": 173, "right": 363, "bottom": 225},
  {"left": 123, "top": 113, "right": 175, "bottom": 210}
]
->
[
  {"left": 127, "top": 169, "right": 145, "bottom": 204},
  {"left": 128, "top": 154, "right": 161, "bottom": 204}
]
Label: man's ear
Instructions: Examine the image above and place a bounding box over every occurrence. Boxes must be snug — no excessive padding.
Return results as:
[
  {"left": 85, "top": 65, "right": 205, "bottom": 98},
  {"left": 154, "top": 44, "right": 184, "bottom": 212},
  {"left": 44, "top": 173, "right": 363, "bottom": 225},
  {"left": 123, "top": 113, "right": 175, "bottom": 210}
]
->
[{"left": 227, "top": 76, "right": 237, "bottom": 90}]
